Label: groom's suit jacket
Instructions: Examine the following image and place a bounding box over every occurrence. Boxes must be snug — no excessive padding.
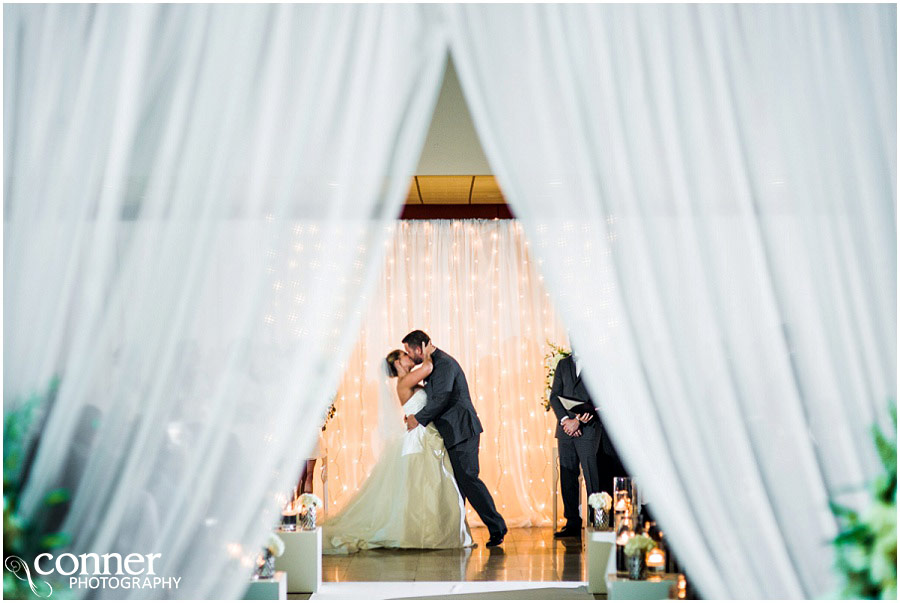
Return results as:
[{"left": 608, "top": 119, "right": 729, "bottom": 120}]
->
[
  {"left": 549, "top": 355, "right": 615, "bottom": 455},
  {"left": 414, "top": 348, "right": 483, "bottom": 449}
]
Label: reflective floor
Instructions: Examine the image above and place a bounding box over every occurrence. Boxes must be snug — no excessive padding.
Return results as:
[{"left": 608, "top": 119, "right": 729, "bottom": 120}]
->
[{"left": 323, "top": 527, "right": 585, "bottom": 583}]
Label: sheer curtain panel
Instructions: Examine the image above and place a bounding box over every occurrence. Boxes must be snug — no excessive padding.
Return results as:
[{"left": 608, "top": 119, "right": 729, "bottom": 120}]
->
[
  {"left": 447, "top": 3, "right": 896, "bottom": 598},
  {"left": 4, "top": 4, "right": 445, "bottom": 598}
]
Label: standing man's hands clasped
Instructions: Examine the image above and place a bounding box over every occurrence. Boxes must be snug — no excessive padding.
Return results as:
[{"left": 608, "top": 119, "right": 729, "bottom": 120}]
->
[
  {"left": 560, "top": 417, "right": 582, "bottom": 437},
  {"left": 562, "top": 412, "right": 592, "bottom": 437}
]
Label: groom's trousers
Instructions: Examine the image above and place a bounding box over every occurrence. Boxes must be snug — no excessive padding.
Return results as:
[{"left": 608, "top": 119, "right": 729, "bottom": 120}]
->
[{"left": 446, "top": 434, "right": 507, "bottom": 538}]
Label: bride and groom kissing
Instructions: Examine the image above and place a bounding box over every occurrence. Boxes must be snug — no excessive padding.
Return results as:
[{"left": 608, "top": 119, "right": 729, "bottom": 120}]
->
[{"left": 322, "top": 330, "right": 507, "bottom": 554}]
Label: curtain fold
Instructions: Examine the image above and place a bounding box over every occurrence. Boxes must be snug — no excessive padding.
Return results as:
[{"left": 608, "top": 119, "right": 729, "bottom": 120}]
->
[
  {"left": 4, "top": 4, "right": 446, "bottom": 598},
  {"left": 446, "top": 3, "right": 896, "bottom": 598}
]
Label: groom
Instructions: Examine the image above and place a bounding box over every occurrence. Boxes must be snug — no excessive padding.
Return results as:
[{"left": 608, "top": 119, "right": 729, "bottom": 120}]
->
[{"left": 402, "top": 330, "right": 508, "bottom": 547}]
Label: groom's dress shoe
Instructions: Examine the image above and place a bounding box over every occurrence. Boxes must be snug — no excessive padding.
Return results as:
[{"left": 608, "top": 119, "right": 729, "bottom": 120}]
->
[
  {"left": 553, "top": 525, "right": 582, "bottom": 539},
  {"left": 486, "top": 531, "right": 506, "bottom": 547}
]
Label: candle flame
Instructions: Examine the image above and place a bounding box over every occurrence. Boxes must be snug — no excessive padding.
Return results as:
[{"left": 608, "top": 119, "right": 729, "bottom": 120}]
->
[
  {"left": 646, "top": 547, "right": 665, "bottom": 567},
  {"left": 616, "top": 530, "right": 633, "bottom": 545}
]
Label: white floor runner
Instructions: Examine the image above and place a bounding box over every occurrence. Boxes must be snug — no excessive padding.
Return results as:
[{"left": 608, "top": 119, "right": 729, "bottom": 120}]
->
[{"left": 309, "top": 581, "right": 593, "bottom": 600}]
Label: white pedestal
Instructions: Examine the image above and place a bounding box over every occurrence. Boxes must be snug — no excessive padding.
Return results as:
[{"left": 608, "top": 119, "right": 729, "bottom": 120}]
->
[
  {"left": 273, "top": 528, "right": 322, "bottom": 594},
  {"left": 607, "top": 573, "right": 678, "bottom": 600},
  {"left": 586, "top": 528, "right": 616, "bottom": 595},
  {"left": 244, "top": 571, "right": 287, "bottom": 600}
]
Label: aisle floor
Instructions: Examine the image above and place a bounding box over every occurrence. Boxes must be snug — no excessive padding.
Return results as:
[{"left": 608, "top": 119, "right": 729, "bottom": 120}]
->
[
  {"left": 307, "top": 581, "right": 595, "bottom": 599},
  {"left": 322, "top": 527, "right": 586, "bottom": 583}
]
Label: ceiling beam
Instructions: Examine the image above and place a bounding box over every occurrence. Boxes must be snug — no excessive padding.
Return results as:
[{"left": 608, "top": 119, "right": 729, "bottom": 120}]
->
[{"left": 399, "top": 204, "right": 515, "bottom": 220}]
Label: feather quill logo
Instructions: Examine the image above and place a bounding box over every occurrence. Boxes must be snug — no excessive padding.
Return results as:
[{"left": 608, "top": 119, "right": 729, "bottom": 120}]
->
[{"left": 4, "top": 555, "right": 54, "bottom": 598}]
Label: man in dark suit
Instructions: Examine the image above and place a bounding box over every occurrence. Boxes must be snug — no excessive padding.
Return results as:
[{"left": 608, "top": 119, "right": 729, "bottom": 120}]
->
[
  {"left": 549, "top": 350, "right": 608, "bottom": 538},
  {"left": 403, "top": 330, "right": 508, "bottom": 547}
]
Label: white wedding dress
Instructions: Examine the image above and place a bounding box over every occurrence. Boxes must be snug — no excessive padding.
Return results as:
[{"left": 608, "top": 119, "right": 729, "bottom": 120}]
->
[{"left": 322, "top": 389, "right": 474, "bottom": 554}]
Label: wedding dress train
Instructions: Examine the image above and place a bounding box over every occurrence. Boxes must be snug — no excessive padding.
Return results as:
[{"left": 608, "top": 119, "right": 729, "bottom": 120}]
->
[{"left": 322, "top": 389, "right": 474, "bottom": 554}]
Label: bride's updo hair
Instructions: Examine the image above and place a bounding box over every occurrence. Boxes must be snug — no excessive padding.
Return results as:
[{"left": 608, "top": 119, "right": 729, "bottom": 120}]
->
[{"left": 384, "top": 349, "right": 403, "bottom": 378}]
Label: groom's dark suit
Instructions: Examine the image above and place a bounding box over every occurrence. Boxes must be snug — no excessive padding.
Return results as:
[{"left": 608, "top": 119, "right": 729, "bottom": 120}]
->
[{"left": 415, "top": 348, "right": 507, "bottom": 539}]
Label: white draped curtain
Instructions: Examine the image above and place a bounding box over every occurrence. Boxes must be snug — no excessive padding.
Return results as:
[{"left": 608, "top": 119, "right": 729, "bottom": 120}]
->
[
  {"left": 4, "top": 3, "right": 445, "bottom": 598},
  {"left": 5, "top": 3, "right": 895, "bottom": 601},
  {"left": 447, "top": 3, "right": 896, "bottom": 599},
  {"left": 318, "top": 220, "right": 569, "bottom": 528}
]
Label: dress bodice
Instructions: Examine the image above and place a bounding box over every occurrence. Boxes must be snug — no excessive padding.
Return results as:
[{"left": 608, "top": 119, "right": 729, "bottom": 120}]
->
[{"left": 402, "top": 388, "right": 427, "bottom": 416}]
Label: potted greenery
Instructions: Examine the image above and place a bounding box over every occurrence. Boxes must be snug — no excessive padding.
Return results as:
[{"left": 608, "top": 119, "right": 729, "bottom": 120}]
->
[
  {"left": 831, "top": 403, "right": 896, "bottom": 599},
  {"left": 4, "top": 378, "right": 71, "bottom": 599}
]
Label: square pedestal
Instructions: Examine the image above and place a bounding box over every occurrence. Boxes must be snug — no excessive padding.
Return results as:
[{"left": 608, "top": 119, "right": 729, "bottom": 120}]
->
[
  {"left": 586, "top": 527, "right": 617, "bottom": 595},
  {"left": 243, "top": 571, "right": 287, "bottom": 600},
  {"left": 273, "top": 528, "right": 322, "bottom": 594},
  {"left": 607, "top": 572, "right": 678, "bottom": 600}
]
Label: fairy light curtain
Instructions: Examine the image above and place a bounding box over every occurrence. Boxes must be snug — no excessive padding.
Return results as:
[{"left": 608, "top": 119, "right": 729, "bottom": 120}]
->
[{"left": 308, "top": 220, "right": 570, "bottom": 527}]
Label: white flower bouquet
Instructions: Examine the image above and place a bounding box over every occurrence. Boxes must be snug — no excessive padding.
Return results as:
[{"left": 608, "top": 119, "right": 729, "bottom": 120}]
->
[
  {"left": 266, "top": 533, "right": 285, "bottom": 557},
  {"left": 541, "top": 341, "right": 571, "bottom": 411},
  {"left": 298, "top": 493, "right": 322, "bottom": 509},
  {"left": 624, "top": 534, "right": 657, "bottom": 558},
  {"left": 588, "top": 492, "right": 613, "bottom": 512},
  {"left": 296, "top": 493, "right": 322, "bottom": 530},
  {"left": 255, "top": 533, "right": 284, "bottom": 579}
]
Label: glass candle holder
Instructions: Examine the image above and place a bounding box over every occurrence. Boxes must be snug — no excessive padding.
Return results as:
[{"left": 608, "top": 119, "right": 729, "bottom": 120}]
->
[
  {"left": 281, "top": 499, "right": 298, "bottom": 531},
  {"left": 613, "top": 477, "right": 634, "bottom": 519},
  {"left": 645, "top": 546, "right": 666, "bottom": 573},
  {"left": 614, "top": 515, "right": 635, "bottom": 572}
]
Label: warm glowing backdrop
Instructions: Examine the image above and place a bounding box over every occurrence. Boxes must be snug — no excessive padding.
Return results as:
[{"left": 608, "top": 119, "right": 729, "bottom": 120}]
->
[{"left": 316, "top": 219, "right": 571, "bottom": 527}]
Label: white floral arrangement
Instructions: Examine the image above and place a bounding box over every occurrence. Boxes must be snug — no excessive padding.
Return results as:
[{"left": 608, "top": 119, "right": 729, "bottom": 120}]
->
[
  {"left": 298, "top": 493, "right": 322, "bottom": 509},
  {"left": 542, "top": 341, "right": 571, "bottom": 411},
  {"left": 624, "top": 534, "right": 657, "bottom": 558},
  {"left": 588, "top": 492, "right": 613, "bottom": 512},
  {"left": 266, "top": 533, "right": 285, "bottom": 557}
]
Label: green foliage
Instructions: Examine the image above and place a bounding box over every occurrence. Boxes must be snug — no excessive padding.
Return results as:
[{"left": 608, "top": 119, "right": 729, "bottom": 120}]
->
[
  {"left": 831, "top": 401, "right": 897, "bottom": 600},
  {"left": 3, "top": 378, "right": 71, "bottom": 600}
]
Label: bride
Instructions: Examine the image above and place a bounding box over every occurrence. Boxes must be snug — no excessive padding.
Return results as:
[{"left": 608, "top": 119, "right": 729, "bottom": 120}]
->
[{"left": 322, "top": 342, "right": 474, "bottom": 554}]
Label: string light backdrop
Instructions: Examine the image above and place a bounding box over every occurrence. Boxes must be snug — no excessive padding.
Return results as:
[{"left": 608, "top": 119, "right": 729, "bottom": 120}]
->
[{"left": 319, "top": 219, "right": 570, "bottom": 527}]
